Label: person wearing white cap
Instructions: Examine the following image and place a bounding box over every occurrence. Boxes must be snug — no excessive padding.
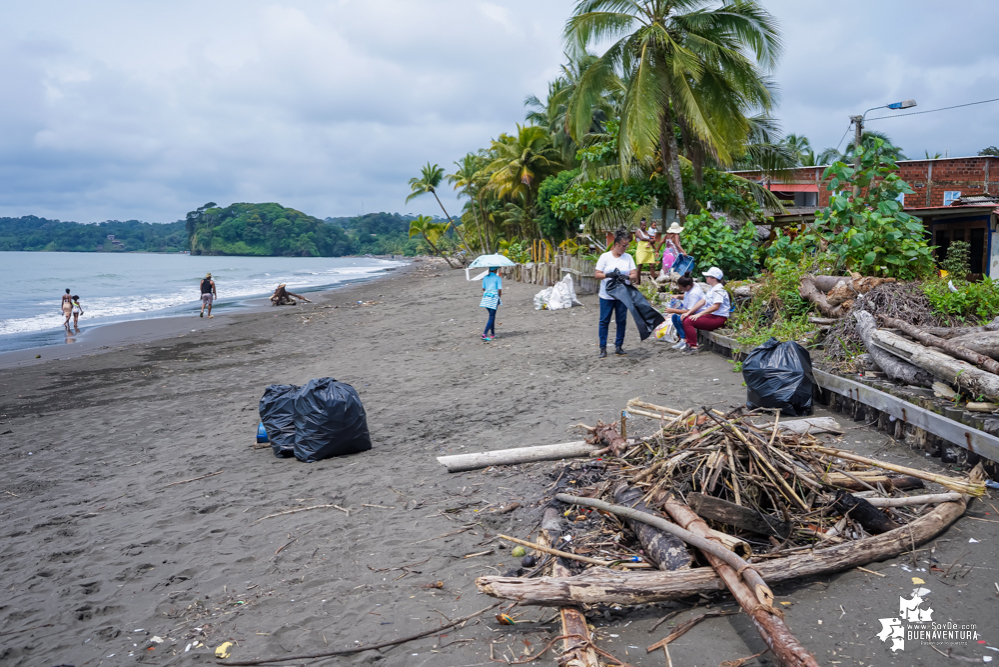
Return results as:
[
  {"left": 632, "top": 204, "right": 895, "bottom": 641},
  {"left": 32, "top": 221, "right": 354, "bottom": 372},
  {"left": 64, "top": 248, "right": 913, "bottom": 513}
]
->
[{"left": 680, "top": 266, "right": 731, "bottom": 353}]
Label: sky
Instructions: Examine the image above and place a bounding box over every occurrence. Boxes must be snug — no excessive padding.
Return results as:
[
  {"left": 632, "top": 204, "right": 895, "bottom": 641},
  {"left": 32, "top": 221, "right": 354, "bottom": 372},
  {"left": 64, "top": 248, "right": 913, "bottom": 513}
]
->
[{"left": 1, "top": 0, "right": 998, "bottom": 224}]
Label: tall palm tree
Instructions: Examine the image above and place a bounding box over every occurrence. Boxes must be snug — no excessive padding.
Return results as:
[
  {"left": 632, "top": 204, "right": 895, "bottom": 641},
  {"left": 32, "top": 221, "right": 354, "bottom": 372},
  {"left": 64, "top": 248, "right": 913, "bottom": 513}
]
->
[
  {"left": 408, "top": 214, "right": 457, "bottom": 268},
  {"left": 483, "top": 125, "right": 563, "bottom": 237},
  {"left": 447, "top": 153, "right": 490, "bottom": 252},
  {"left": 406, "top": 162, "right": 470, "bottom": 253},
  {"left": 565, "top": 0, "right": 782, "bottom": 223}
]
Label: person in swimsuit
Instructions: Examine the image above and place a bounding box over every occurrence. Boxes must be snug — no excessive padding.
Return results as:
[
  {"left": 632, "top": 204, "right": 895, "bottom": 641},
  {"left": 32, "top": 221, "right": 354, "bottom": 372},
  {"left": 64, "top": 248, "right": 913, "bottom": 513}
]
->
[
  {"left": 61, "top": 288, "right": 73, "bottom": 327},
  {"left": 71, "top": 296, "right": 84, "bottom": 328},
  {"left": 200, "top": 273, "right": 217, "bottom": 318}
]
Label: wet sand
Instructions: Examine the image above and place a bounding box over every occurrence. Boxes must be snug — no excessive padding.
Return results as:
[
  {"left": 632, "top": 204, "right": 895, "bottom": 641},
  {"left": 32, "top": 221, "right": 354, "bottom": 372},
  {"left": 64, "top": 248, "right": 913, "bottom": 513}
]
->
[{"left": 1, "top": 258, "right": 995, "bottom": 667}]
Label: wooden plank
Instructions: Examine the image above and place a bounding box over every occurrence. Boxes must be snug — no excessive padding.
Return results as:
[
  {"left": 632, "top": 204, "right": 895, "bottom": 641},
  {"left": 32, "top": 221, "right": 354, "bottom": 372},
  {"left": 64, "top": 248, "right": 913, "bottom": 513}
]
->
[
  {"left": 687, "top": 492, "right": 791, "bottom": 538},
  {"left": 814, "top": 369, "right": 999, "bottom": 463},
  {"left": 436, "top": 441, "right": 600, "bottom": 472}
]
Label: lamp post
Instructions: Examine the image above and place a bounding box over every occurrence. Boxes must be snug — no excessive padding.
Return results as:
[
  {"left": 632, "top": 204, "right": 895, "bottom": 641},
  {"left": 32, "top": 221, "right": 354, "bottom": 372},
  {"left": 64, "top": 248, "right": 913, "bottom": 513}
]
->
[{"left": 851, "top": 99, "right": 916, "bottom": 195}]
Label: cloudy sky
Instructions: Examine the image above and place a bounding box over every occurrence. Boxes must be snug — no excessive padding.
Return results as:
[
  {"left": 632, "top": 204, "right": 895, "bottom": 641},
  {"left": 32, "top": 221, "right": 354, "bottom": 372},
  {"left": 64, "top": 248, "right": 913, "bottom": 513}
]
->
[{"left": 2, "top": 0, "right": 997, "bottom": 223}]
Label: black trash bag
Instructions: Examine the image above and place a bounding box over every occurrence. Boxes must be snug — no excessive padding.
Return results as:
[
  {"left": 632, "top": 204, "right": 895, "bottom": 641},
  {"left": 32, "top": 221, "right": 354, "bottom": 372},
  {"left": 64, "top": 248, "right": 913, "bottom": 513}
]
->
[
  {"left": 605, "top": 271, "right": 665, "bottom": 341},
  {"left": 259, "top": 384, "right": 300, "bottom": 458},
  {"left": 743, "top": 337, "right": 814, "bottom": 416},
  {"left": 293, "top": 377, "right": 372, "bottom": 462}
]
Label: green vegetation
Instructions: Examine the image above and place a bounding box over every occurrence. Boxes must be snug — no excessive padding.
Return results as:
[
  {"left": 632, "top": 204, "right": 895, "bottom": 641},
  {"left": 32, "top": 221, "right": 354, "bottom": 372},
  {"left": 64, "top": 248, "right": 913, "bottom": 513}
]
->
[
  {"left": 186, "top": 202, "right": 352, "bottom": 257},
  {"left": 922, "top": 278, "right": 999, "bottom": 324},
  {"left": 727, "top": 258, "right": 817, "bottom": 347},
  {"left": 681, "top": 212, "right": 758, "bottom": 280},
  {"left": 0, "top": 216, "right": 187, "bottom": 252},
  {"left": 766, "top": 141, "right": 935, "bottom": 280},
  {"left": 327, "top": 212, "right": 430, "bottom": 256},
  {"left": 940, "top": 240, "right": 971, "bottom": 278}
]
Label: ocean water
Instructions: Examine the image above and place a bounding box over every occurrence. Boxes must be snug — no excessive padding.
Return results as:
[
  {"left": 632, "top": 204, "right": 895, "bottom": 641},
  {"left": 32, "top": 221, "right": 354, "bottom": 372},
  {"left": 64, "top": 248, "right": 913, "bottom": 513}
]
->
[{"left": 0, "top": 252, "right": 403, "bottom": 352}]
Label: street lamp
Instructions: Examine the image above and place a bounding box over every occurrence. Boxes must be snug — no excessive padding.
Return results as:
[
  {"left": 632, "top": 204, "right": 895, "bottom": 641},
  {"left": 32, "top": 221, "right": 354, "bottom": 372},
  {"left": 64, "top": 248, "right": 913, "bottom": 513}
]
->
[{"left": 850, "top": 99, "right": 916, "bottom": 194}]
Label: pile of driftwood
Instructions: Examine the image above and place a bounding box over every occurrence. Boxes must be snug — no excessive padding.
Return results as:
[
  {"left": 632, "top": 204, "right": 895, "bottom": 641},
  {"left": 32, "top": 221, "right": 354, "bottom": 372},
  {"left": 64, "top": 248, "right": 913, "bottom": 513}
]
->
[
  {"left": 471, "top": 399, "right": 983, "bottom": 667},
  {"left": 270, "top": 283, "right": 312, "bottom": 306}
]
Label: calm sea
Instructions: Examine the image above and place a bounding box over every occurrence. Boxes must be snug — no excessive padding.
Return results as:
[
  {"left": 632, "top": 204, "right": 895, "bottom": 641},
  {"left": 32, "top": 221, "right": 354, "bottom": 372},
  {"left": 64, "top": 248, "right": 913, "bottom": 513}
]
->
[{"left": 0, "top": 252, "right": 403, "bottom": 352}]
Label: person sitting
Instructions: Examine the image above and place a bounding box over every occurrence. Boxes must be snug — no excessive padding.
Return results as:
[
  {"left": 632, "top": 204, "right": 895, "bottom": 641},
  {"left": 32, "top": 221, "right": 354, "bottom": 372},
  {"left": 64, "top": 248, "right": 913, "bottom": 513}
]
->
[
  {"left": 660, "top": 272, "right": 706, "bottom": 352},
  {"left": 680, "top": 267, "right": 731, "bottom": 354},
  {"left": 270, "top": 284, "right": 312, "bottom": 306}
]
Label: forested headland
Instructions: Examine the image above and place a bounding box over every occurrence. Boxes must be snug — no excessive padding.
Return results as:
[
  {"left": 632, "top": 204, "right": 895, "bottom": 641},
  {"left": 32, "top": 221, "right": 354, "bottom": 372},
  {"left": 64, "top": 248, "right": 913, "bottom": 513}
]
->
[{"left": 0, "top": 216, "right": 188, "bottom": 252}]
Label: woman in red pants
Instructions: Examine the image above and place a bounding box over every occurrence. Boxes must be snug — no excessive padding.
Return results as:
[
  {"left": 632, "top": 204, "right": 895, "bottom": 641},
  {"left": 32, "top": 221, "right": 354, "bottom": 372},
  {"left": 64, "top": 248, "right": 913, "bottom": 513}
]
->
[{"left": 682, "top": 266, "right": 731, "bottom": 353}]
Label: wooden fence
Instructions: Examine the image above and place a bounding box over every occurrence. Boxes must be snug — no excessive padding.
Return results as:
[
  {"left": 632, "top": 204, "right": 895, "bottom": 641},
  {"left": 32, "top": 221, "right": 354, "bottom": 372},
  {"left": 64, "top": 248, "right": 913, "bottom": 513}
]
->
[{"left": 501, "top": 255, "right": 598, "bottom": 294}]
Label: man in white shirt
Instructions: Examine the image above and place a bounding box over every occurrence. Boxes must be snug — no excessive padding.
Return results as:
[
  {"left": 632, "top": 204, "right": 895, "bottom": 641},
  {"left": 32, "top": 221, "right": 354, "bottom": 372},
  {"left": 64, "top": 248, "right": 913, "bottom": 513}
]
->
[{"left": 594, "top": 230, "right": 638, "bottom": 358}]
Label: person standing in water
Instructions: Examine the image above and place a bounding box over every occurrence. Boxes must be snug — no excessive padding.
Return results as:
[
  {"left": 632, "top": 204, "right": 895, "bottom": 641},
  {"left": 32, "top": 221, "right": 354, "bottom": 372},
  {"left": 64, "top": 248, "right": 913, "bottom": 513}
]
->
[
  {"left": 199, "top": 272, "right": 217, "bottom": 318},
  {"left": 71, "top": 295, "right": 84, "bottom": 328},
  {"left": 61, "top": 288, "right": 73, "bottom": 327},
  {"left": 480, "top": 267, "right": 502, "bottom": 341}
]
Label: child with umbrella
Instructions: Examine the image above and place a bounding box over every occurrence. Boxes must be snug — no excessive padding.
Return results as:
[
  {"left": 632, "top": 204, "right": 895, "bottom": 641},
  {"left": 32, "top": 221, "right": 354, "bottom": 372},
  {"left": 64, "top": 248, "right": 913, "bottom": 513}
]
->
[{"left": 468, "top": 254, "right": 515, "bottom": 342}]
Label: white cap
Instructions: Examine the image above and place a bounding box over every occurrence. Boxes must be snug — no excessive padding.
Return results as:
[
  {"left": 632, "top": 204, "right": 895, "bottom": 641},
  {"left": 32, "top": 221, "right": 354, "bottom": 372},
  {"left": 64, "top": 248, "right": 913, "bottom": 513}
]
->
[{"left": 702, "top": 267, "right": 724, "bottom": 280}]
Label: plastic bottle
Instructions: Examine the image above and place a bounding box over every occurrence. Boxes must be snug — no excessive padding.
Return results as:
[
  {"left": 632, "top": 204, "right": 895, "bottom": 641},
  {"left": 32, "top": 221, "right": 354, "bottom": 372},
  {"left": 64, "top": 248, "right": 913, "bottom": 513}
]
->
[{"left": 256, "top": 422, "right": 269, "bottom": 443}]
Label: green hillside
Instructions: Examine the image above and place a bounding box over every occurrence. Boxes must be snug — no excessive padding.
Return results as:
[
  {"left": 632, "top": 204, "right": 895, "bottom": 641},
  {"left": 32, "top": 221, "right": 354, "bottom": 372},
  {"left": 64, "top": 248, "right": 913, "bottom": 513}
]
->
[
  {"left": 0, "top": 216, "right": 187, "bottom": 252},
  {"left": 186, "top": 202, "right": 353, "bottom": 256}
]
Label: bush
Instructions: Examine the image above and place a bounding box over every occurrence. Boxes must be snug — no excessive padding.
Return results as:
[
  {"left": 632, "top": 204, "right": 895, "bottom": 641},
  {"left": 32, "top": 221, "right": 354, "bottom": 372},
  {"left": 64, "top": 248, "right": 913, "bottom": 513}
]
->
[
  {"left": 921, "top": 277, "right": 999, "bottom": 324},
  {"left": 940, "top": 240, "right": 971, "bottom": 278},
  {"left": 727, "top": 257, "right": 817, "bottom": 346},
  {"left": 682, "top": 212, "right": 758, "bottom": 280}
]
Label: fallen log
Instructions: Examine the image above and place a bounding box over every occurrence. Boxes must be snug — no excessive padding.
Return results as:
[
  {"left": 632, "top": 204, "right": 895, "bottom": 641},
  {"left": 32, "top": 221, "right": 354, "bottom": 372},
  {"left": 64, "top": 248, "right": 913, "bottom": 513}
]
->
[
  {"left": 881, "top": 316, "right": 999, "bottom": 375},
  {"left": 758, "top": 416, "right": 842, "bottom": 435},
  {"left": 870, "top": 328, "right": 999, "bottom": 401},
  {"left": 919, "top": 315, "right": 999, "bottom": 339},
  {"left": 831, "top": 490, "right": 899, "bottom": 534},
  {"left": 554, "top": 493, "right": 773, "bottom": 607},
  {"left": 949, "top": 330, "right": 999, "bottom": 361},
  {"left": 540, "top": 508, "right": 599, "bottom": 667},
  {"left": 687, "top": 492, "right": 791, "bottom": 538},
  {"left": 866, "top": 492, "right": 961, "bottom": 507},
  {"left": 799, "top": 274, "right": 848, "bottom": 318},
  {"left": 475, "top": 492, "right": 968, "bottom": 606},
  {"left": 662, "top": 499, "right": 820, "bottom": 667},
  {"left": 613, "top": 485, "right": 692, "bottom": 571},
  {"left": 854, "top": 311, "right": 935, "bottom": 386},
  {"left": 807, "top": 446, "right": 984, "bottom": 496},
  {"left": 436, "top": 441, "right": 600, "bottom": 473},
  {"left": 810, "top": 275, "right": 896, "bottom": 294},
  {"left": 819, "top": 473, "right": 924, "bottom": 492}
]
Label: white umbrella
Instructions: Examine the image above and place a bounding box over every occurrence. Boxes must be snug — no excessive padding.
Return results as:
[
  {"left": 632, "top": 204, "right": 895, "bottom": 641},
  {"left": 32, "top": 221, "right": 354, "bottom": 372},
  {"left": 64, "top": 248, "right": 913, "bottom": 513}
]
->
[{"left": 467, "top": 253, "right": 516, "bottom": 269}]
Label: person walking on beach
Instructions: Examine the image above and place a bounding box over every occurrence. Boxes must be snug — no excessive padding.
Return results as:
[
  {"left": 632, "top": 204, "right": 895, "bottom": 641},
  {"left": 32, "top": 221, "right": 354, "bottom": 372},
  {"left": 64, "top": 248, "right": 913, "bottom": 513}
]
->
[
  {"left": 634, "top": 218, "right": 656, "bottom": 284},
  {"left": 71, "top": 295, "right": 84, "bottom": 328},
  {"left": 199, "top": 272, "right": 217, "bottom": 318},
  {"left": 594, "top": 230, "right": 638, "bottom": 358},
  {"left": 661, "top": 272, "right": 706, "bottom": 352},
  {"left": 679, "top": 267, "right": 731, "bottom": 354},
  {"left": 480, "top": 267, "right": 502, "bottom": 341},
  {"left": 61, "top": 288, "right": 73, "bottom": 327}
]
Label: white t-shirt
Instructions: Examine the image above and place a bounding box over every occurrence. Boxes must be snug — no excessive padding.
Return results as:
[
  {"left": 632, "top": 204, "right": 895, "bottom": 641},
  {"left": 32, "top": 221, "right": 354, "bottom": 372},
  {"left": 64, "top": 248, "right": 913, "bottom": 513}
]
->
[
  {"left": 596, "top": 251, "right": 637, "bottom": 300},
  {"left": 682, "top": 284, "right": 708, "bottom": 314},
  {"left": 707, "top": 284, "right": 731, "bottom": 318}
]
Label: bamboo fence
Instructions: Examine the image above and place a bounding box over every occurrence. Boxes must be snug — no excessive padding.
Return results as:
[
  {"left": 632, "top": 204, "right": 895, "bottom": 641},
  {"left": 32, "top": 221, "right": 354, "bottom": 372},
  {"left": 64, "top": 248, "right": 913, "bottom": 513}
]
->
[{"left": 502, "top": 254, "right": 598, "bottom": 294}]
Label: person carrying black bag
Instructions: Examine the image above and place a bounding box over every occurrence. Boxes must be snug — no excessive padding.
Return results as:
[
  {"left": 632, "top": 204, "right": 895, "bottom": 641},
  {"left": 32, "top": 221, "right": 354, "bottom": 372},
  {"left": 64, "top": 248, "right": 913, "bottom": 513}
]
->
[{"left": 594, "top": 230, "right": 638, "bottom": 358}]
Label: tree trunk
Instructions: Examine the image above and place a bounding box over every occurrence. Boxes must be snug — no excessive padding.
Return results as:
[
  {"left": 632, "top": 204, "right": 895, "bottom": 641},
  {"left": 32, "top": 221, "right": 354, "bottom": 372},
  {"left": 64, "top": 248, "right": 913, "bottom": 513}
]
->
[
  {"left": 870, "top": 328, "right": 999, "bottom": 401},
  {"left": 918, "top": 316, "right": 999, "bottom": 339},
  {"left": 948, "top": 330, "right": 999, "bottom": 360},
  {"left": 854, "top": 311, "right": 935, "bottom": 386},
  {"left": 612, "top": 485, "right": 692, "bottom": 571},
  {"left": 436, "top": 441, "right": 599, "bottom": 473},
  {"left": 540, "top": 508, "right": 599, "bottom": 667},
  {"left": 660, "top": 104, "right": 687, "bottom": 223},
  {"left": 662, "top": 499, "right": 820, "bottom": 667},
  {"left": 830, "top": 490, "right": 899, "bottom": 534},
  {"left": 476, "top": 494, "right": 967, "bottom": 606},
  {"left": 432, "top": 190, "right": 471, "bottom": 255},
  {"left": 423, "top": 234, "right": 458, "bottom": 269},
  {"left": 881, "top": 316, "right": 999, "bottom": 374}
]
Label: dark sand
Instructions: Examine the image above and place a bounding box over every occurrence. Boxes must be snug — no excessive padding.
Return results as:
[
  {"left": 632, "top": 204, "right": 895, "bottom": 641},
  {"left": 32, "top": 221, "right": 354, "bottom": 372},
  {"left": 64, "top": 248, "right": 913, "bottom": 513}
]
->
[{"left": 1, "top": 258, "right": 995, "bottom": 666}]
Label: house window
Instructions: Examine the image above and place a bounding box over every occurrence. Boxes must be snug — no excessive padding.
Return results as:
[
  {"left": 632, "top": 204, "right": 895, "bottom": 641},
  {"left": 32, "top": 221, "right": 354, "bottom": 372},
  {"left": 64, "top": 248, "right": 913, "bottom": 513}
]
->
[{"left": 943, "top": 191, "right": 961, "bottom": 206}]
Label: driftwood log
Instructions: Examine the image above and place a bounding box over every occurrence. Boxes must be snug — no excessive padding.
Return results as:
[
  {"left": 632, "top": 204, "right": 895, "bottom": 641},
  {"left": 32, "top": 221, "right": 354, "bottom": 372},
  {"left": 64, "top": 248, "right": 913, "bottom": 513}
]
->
[
  {"left": 687, "top": 492, "right": 791, "bottom": 538},
  {"left": 554, "top": 493, "right": 774, "bottom": 607},
  {"left": 540, "top": 508, "right": 599, "bottom": 667},
  {"left": 759, "top": 416, "right": 842, "bottom": 435},
  {"left": 866, "top": 492, "right": 962, "bottom": 507},
  {"left": 586, "top": 421, "right": 628, "bottom": 457},
  {"left": 919, "top": 315, "right": 999, "bottom": 339},
  {"left": 799, "top": 275, "right": 848, "bottom": 318},
  {"left": 949, "top": 330, "right": 999, "bottom": 361},
  {"left": 819, "top": 473, "right": 924, "bottom": 492},
  {"left": 270, "top": 285, "right": 311, "bottom": 305},
  {"left": 831, "top": 490, "right": 899, "bottom": 534},
  {"left": 870, "top": 328, "right": 999, "bottom": 401},
  {"left": 476, "top": 493, "right": 968, "bottom": 606},
  {"left": 810, "top": 275, "right": 896, "bottom": 294},
  {"left": 854, "top": 311, "right": 935, "bottom": 386},
  {"left": 436, "top": 441, "right": 599, "bottom": 473},
  {"left": 612, "top": 485, "right": 692, "bottom": 571},
  {"left": 663, "top": 499, "right": 820, "bottom": 667},
  {"left": 881, "top": 316, "right": 999, "bottom": 375}
]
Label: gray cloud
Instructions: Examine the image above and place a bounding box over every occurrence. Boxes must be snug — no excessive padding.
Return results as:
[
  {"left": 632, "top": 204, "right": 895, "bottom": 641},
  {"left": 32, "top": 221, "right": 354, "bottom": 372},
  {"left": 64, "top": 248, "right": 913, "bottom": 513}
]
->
[{"left": 1, "top": 1, "right": 997, "bottom": 224}]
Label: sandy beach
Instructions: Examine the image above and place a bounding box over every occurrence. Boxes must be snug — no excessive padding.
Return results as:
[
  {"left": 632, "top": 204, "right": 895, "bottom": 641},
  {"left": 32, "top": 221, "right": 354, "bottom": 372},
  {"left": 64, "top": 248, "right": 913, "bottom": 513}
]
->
[{"left": 1, "top": 259, "right": 995, "bottom": 667}]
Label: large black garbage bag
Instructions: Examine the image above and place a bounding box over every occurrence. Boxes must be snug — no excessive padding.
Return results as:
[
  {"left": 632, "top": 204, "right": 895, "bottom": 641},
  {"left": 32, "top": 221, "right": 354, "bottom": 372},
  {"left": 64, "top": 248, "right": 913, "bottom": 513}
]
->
[
  {"left": 605, "top": 272, "right": 665, "bottom": 341},
  {"left": 743, "top": 337, "right": 815, "bottom": 416},
  {"left": 293, "top": 377, "right": 372, "bottom": 462},
  {"left": 259, "top": 384, "right": 300, "bottom": 458}
]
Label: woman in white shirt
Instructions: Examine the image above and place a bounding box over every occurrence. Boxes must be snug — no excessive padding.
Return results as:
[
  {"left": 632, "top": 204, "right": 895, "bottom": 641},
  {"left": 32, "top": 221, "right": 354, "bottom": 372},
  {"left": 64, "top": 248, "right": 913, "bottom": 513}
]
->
[
  {"left": 594, "top": 230, "right": 638, "bottom": 358},
  {"left": 661, "top": 272, "right": 706, "bottom": 351},
  {"left": 680, "top": 266, "right": 731, "bottom": 354}
]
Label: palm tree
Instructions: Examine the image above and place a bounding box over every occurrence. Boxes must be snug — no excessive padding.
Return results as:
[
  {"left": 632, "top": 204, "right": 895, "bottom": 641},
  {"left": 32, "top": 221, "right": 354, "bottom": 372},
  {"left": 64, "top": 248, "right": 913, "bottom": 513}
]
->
[
  {"left": 408, "top": 214, "right": 457, "bottom": 268},
  {"left": 783, "top": 133, "right": 813, "bottom": 166},
  {"left": 924, "top": 150, "right": 942, "bottom": 160},
  {"left": 447, "top": 153, "right": 490, "bottom": 252},
  {"left": 406, "top": 162, "right": 470, "bottom": 253},
  {"left": 483, "top": 125, "right": 563, "bottom": 236},
  {"left": 565, "top": 0, "right": 782, "bottom": 223}
]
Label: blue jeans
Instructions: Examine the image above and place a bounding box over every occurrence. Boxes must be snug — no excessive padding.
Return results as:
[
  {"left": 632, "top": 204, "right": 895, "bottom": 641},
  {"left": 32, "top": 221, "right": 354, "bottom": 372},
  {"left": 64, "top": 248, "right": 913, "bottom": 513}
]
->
[
  {"left": 599, "top": 298, "right": 627, "bottom": 348},
  {"left": 484, "top": 308, "right": 497, "bottom": 336},
  {"left": 672, "top": 314, "right": 685, "bottom": 339}
]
